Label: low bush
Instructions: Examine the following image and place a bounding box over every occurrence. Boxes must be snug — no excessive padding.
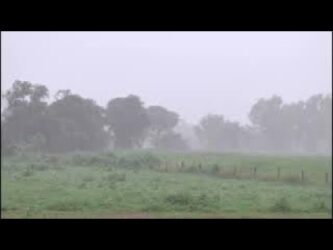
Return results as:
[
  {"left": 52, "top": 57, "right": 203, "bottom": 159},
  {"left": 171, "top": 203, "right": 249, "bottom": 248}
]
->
[
  {"left": 211, "top": 164, "right": 220, "bottom": 175},
  {"left": 46, "top": 200, "right": 87, "bottom": 211},
  {"left": 30, "top": 163, "right": 48, "bottom": 171},
  {"left": 164, "top": 192, "right": 219, "bottom": 212},
  {"left": 270, "top": 197, "right": 292, "bottom": 212},
  {"left": 22, "top": 167, "right": 34, "bottom": 177},
  {"left": 71, "top": 153, "right": 115, "bottom": 167},
  {"left": 283, "top": 176, "right": 302, "bottom": 185},
  {"left": 104, "top": 173, "right": 126, "bottom": 183},
  {"left": 82, "top": 175, "right": 95, "bottom": 182},
  {"left": 312, "top": 201, "right": 331, "bottom": 212},
  {"left": 1, "top": 144, "right": 19, "bottom": 157},
  {"left": 114, "top": 152, "right": 161, "bottom": 169},
  {"left": 44, "top": 155, "right": 60, "bottom": 164}
]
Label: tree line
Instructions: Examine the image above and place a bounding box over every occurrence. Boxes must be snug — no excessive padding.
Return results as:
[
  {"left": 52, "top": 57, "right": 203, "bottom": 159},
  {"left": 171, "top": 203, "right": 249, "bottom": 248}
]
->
[{"left": 1, "top": 80, "right": 332, "bottom": 155}]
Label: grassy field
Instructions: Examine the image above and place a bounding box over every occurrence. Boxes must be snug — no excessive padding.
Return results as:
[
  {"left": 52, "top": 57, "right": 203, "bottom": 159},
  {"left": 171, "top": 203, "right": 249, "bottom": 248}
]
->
[{"left": 1, "top": 151, "right": 332, "bottom": 218}]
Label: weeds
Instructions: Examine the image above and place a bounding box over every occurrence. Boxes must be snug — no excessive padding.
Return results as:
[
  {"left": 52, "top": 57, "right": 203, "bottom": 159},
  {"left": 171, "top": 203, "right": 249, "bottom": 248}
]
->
[
  {"left": 283, "top": 176, "right": 302, "bottom": 185},
  {"left": 312, "top": 201, "right": 331, "bottom": 212},
  {"left": 104, "top": 173, "right": 126, "bottom": 183},
  {"left": 164, "top": 192, "right": 219, "bottom": 212},
  {"left": 114, "top": 152, "right": 161, "bottom": 169},
  {"left": 30, "top": 163, "right": 48, "bottom": 171},
  {"left": 46, "top": 200, "right": 86, "bottom": 212},
  {"left": 44, "top": 155, "right": 60, "bottom": 164},
  {"left": 270, "top": 197, "right": 292, "bottom": 212},
  {"left": 22, "top": 167, "right": 34, "bottom": 177},
  {"left": 211, "top": 164, "right": 220, "bottom": 175},
  {"left": 82, "top": 175, "right": 95, "bottom": 182},
  {"left": 78, "top": 182, "right": 88, "bottom": 189}
]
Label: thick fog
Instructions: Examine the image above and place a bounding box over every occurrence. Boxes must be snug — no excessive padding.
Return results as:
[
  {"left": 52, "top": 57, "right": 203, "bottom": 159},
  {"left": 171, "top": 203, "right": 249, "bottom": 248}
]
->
[
  {"left": 3, "top": 31, "right": 332, "bottom": 220},
  {"left": 1, "top": 32, "right": 332, "bottom": 155},
  {"left": 2, "top": 32, "right": 331, "bottom": 125}
]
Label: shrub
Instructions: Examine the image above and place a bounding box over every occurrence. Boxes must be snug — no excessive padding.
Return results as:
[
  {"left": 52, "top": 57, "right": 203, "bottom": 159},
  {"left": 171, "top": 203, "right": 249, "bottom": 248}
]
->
[
  {"left": 45, "top": 155, "right": 60, "bottom": 164},
  {"left": 312, "top": 201, "right": 331, "bottom": 212},
  {"left": 78, "top": 182, "right": 88, "bottom": 189},
  {"left": 142, "top": 203, "right": 166, "bottom": 212},
  {"left": 164, "top": 192, "right": 219, "bottom": 212},
  {"left": 104, "top": 173, "right": 126, "bottom": 183},
  {"left": 1, "top": 144, "right": 19, "bottom": 157},
  {"left": 165, "top": 193, "right": 191, "bottom": 206},
  {"left": 30, "top": 163, "right": 48, "bottom": 171},
  {"left": 187, "top": 166, "right": 198, "bottom": 173},
  {"left": 46, "top": 200, "right": 86, "bottom": 211},
  {"left": 70, "top": 153, "right": 113, "bottom": 167},
  {"left": 270, "top": 197, "right": 292, "bottom": 212},
  {"left": 283, "top": 176, "right": 302, "bottom": 185},
  {"left": 22, "top": 167, "right": 34, "bottom": 177},
  {"left": 82, "top": 175, "right": 95, "bottom": 182},
  {"left": 211, "top": 164, "right": 220, "bottom": 175},
  {"left": 114, "top": 152, "right": 161, "bottom": 169},
  {"left": 219, "top": 169, "right": 235, "bottom": 179},
  {"left": 27, "top": 133, "right": 46, "bottom": 152}
]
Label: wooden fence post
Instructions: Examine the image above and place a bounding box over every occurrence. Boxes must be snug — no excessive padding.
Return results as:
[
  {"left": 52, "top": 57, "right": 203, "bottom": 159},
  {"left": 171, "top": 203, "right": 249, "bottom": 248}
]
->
[
  {"left": 277, "top": 167, "right": 280, "bottom": 180},
  {"left": 253, "top": 167, "right": 257, "bottom": 178},
  {"left": 301, "top": 169, "right": 305, "bottom": 183}
]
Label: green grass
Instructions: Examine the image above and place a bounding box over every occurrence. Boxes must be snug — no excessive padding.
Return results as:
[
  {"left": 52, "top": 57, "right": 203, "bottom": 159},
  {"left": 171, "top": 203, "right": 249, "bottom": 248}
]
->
[{"left": 1, "top": 151, "right": 332, "bottom": 218}]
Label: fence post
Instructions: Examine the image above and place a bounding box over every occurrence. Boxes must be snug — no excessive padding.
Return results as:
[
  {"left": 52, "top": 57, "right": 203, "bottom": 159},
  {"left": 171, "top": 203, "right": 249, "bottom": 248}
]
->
[
  {"left": 277, "top": 167, "right": 280, "bottom": 180},
  {"left": 301, "top": 169, "right": 304, "bottom": 183},
  {"left": 253, "top": 167, "right": 257, "bottom": 178},
  {"left": 234, "top": 167, "right": 237, "bottom": 177},
  {"left": 198, "top": 163, "right": 202, "bottom": 171}
]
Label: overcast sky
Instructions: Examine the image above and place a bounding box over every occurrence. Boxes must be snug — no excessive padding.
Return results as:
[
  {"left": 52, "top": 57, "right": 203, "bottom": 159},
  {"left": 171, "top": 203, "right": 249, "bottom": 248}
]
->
[{"left": 1, "top": 32, "right": 331, "bottom": 125}]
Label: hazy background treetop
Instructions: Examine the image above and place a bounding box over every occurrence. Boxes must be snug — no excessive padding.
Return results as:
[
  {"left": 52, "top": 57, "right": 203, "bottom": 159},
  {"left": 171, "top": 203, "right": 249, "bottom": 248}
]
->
[
  {"left": 1, "top": 80, "right": 331, "bottom": 155},
  {"left": 1, "top": 32, "right": 331, "bottom": 126},
  {"left": 1, "top": 32, "right": 331, "bottom": 155}
]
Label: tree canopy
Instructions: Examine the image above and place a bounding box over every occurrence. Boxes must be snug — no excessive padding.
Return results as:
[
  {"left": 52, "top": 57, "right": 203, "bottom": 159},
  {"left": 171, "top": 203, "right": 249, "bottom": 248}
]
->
[
  {"left": 1, "top": 80, "right": 331, "bottom": 155},
  {"left": 106, "top": 95, "right": 150, "bottom": 150}
]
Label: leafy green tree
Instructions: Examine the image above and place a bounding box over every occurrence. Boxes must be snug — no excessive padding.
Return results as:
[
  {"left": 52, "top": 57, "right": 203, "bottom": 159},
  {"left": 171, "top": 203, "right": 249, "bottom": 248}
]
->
[
  {"left": 249, "top": 95, "right": 284, "bottom": 151},
  {"left": 46, "top": 91, "right": 109, "bottom": 152},
  {"left": 154, "top": 131, "right": 189, "bottom": 152},
  {"left": 248, "top": 94, "right": 332, "bottom": 154},
  {"left": 195, "top": 114, "right": 242, "bottom": 151},
  {"left": 279, "top": 101, "right": 306, "bottom": 152},
  {"left": 146, "top": 105, "right": 179, "bottom": 147},
  {"left": 2, "top": 80, "right": 49, "bottom": 147},
  {"left": 195, "top": 114, "right": 225, "bottom": 151},
  {"left": 302, "top": 94, "right": 332, "bottom": 153},
  {"left": 106, "top": 95, "right": 150, "bottom": 150}
]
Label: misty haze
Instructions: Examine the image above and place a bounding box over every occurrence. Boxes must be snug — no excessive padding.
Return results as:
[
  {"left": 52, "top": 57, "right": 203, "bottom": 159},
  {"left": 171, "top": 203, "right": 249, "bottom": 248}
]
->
[{"left": 1, "top": 31, "right": 332, "bottom": 218}]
